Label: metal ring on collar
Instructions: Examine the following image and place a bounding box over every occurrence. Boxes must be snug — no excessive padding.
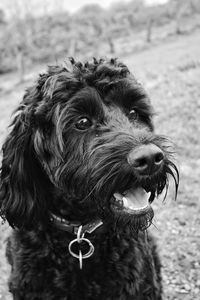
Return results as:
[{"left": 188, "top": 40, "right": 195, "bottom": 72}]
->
[{"left": 68, "top": 237, "right": 95, "bottom": 259}]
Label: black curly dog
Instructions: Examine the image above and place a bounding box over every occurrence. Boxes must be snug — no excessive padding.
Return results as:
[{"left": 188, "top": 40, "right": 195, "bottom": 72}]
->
[{"left": 0, "top": 58, "right": 178, "bottom": 300}]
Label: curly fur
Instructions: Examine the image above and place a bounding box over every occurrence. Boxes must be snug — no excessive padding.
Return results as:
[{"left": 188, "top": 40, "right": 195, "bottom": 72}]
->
[{"left": 0, "top": 58, "right": 178, "bottom": 300}]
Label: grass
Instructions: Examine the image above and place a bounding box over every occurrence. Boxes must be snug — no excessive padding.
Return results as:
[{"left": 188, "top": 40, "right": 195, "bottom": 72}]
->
[{"left": 0, "top": 29, "right": 200, "bottom": 300}]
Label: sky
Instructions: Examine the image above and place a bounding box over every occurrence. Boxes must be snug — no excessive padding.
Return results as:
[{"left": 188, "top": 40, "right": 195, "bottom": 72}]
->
[
  {"left": 64, "top": 0, "right": 129, "bottom": 13},
  {"left": 63, "top": 0, "right": 169, "bottom": 13},
  {"left": 0, "top": 0, "right": 169, "bottom": 17}
]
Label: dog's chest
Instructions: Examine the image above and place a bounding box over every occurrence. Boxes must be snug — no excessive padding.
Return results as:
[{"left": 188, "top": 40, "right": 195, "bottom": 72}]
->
[{"left": 8, "top": 230, "right": 155, "bottom": 299}]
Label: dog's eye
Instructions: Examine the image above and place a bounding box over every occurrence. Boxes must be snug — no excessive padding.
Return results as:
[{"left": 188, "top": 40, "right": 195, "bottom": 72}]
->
[
  {"left": 75, "top": 117, "right": 92, "bottom": 130},
  {"left": 129, "top": 109, "right": 138, "bottom": 120}
]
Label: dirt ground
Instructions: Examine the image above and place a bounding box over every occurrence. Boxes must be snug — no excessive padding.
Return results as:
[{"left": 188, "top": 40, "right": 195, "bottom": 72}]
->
[{"left": 0, "top": 29, "right": 200, "bottom": 299}]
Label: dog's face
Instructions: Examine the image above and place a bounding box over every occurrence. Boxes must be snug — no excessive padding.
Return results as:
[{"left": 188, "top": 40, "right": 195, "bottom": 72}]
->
[{"left": 0, "top": 58, "right": 179, "bottom": 231}]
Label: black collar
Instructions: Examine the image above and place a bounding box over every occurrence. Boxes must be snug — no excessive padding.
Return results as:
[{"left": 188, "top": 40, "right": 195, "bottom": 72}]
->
[{"left": 50, "top": 213, "right": 103, "bottom": 236}]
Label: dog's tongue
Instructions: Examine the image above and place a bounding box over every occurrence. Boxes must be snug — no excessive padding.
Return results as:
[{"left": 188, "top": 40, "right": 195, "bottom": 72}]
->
[{"left": 114, "top": 188, "right": 150, "bottom": 210}]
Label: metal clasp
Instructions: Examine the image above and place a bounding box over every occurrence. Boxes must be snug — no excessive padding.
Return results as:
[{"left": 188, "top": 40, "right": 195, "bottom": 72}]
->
[{"left": 68, "top": 225, "right": 95, "bottom": 269}]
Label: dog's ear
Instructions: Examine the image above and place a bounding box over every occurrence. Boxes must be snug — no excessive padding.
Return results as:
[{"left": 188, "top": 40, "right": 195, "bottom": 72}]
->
[{"left": 0, "top": 86, "right": 50, "bottom": 229}]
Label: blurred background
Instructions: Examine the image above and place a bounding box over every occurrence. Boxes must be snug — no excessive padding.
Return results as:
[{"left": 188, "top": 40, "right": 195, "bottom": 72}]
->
[
  {"left": 0, "top": 0, "right": 200, "bottom": 82},
  {"left": 0, "top": 0, "right": 200, "bottom": 299}
]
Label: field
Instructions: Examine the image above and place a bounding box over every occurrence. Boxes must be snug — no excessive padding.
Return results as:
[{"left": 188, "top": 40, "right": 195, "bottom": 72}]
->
[{"left": 0, "top": 29, "right": 200, "bottom": 299}]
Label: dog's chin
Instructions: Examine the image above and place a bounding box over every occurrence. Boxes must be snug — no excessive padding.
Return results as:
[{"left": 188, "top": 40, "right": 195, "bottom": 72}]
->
[{"left": 109, "top": 187, "right": 155, "bottom": 231}]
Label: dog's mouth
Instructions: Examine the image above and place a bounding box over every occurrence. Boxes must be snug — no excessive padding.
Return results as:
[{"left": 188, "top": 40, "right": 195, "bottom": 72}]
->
[
  {"left": 111, "top": 187, "right": 151, "bottom": 215},
  {"left": 108, "top": 186, "right": 154, "bottom": 231}
]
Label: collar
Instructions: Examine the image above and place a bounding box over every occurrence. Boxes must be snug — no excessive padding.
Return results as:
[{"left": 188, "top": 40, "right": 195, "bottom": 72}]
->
[{"left": 50, "top": 213, "right": 103, "bottom": 236}]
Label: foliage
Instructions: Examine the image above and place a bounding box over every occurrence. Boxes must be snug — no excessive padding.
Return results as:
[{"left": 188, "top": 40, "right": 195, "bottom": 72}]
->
[{"left": 0, "top": 0, "right": 200, "bottom": 76}]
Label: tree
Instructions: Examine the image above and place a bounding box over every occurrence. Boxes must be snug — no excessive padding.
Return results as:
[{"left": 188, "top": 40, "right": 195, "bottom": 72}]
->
[
  {"left": 3, "top": 0, "right": 67, "bottom": 81},
  {"left": 0, "top": 9, "right": 6, "bottom": 24},
  {"left": 3, "top": 0, "right": 35, "bottom": 81}
]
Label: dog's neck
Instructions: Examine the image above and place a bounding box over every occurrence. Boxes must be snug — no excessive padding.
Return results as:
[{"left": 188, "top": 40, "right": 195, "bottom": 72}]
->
[{"left": 50, "top": 213, "right": 103, "bottom": 236}]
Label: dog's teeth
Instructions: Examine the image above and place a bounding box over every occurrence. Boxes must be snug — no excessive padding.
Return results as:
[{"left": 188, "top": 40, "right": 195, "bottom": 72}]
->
[
  {"left": 122, "top": 197, "right": 129, "bottom": 208},
  {"left": 113, "top": 193, "right": 123, "bottom": 201},
  {"left": 112, "top": 194, "right": 125, "bottom": 208}
]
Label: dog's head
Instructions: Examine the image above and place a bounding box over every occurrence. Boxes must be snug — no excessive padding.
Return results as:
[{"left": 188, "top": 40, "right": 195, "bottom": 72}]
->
[{"left": 0, "top": 58, "right": 179, "bottom": 231}]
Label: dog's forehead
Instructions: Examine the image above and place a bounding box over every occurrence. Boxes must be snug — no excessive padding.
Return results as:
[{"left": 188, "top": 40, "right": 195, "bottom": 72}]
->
[
  {"left": 69, "top": 77, "right": 148, "bottom": 109},
  {"left": 38, "top": 63, "right": 148, "bottom": 112},
  {"left": 68, "top": 86, "right": 103, "bottom": 112},
  {"left": 104, "top": 78, "right": 149, "bottom": 108}
]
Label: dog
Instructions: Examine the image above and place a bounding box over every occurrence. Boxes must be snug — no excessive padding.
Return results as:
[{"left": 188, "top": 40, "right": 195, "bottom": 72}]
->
[{"left": 0, "top": 58, "right": 178, "bottom": 300}]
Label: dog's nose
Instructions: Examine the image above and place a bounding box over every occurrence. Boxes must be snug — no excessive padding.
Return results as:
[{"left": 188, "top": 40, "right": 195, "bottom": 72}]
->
[{"left": 128, "top": 144, "right": 164, "bottom": 175}]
